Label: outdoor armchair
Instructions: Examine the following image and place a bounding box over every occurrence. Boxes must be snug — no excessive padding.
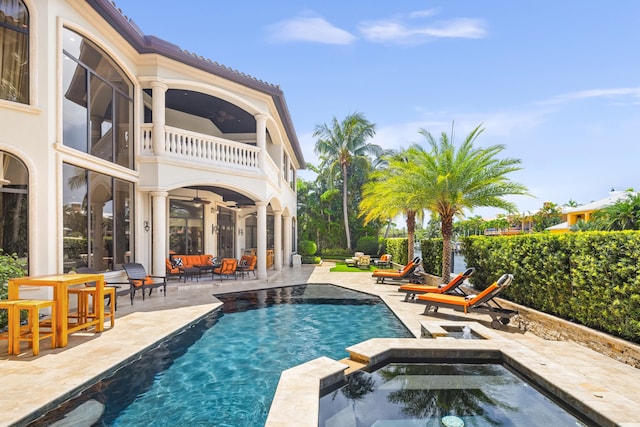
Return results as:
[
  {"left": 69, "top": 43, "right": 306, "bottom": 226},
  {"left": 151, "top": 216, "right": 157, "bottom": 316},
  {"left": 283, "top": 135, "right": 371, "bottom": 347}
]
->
[
  {"left": 213, "top": 258, "right": 238, "bottom": 281},
  {"left": 122, "top": 263, "right": 167, "bottom": 304}
]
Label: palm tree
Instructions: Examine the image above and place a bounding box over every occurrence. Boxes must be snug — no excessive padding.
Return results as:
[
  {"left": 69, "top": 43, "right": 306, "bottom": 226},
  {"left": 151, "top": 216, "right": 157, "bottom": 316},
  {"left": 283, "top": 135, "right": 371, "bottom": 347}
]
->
[
  {"left": 313, "top": 113, "right": 381, "bottom": 250},
  {"left": 360, "top": 150, "right": 426, "bottom": 262},
  {"left": 591, "top": 191, "right": 640, "bottom": 230},
  {"left": 408, "top": 124, "right": 529, "bottom": 276}
]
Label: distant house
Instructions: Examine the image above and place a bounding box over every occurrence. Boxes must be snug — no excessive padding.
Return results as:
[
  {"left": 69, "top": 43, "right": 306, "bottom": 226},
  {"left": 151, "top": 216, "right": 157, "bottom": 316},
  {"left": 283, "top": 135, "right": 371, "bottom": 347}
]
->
[{"left": 548, "top": 190, "right": 637, "bottom": 234}]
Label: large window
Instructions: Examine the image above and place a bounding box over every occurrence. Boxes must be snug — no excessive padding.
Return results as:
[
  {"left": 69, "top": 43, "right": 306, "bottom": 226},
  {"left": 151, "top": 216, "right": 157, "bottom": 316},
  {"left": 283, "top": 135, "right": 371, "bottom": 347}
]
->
[
  {"left": 169, "top": 200, "right": 204, "bottom": 255},
  {"left": 62, "top": 27, "right": 133, "bottom": 168},
  {"left": 62, "top": 164, "right": 133, "bottom": 272},
  {"left": 0, "top": 0, "right": 29, "bottom": 103},
  {"left": 0, "top": 151, "right": 28, "bottom": 262}
]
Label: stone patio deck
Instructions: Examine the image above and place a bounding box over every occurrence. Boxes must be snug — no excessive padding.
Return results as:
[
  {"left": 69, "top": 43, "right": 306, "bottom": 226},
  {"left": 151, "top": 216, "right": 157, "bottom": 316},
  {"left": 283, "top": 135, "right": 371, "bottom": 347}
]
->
[{"left": 1, "top": 263, "right": 639, "bottom": 426}]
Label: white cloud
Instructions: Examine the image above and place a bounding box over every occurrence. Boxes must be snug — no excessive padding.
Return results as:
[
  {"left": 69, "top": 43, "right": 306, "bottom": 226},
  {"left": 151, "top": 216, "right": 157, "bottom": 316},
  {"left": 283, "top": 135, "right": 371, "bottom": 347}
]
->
[
  {"left": 409, "top": 9, "right": 441, "bottom": 19},
  {"left": 541, "top": 87, "right": 640, "bottom": 105},
  {"left": 359, "top": 16, "right": 487, "bottom": 45},
  {"left": 266, "top": 16, "right": 356, "bottom": 45}
]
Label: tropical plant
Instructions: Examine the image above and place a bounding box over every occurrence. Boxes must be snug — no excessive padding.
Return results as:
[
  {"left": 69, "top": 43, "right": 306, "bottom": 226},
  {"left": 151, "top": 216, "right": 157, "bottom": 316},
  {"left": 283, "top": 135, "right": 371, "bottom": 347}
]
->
[
  {"left": 408, "top": 124, "right": 529, "bottom": 276},
  {"left": 313, "top": 113, "right": 382, "bottom": 250},
  {"left": 532, "top": 202, "right": 563, "bottom": 232},
  {"left": 298, "top": 240, "right": 317, "bottom": 256},
  {"left": 0, "top": 250, "right": 27, "bottom": 328},
  {"left": 590, "top": 191, "right": 640, "bottom": 230},
  {"left": 359, "top": 149, "right": 427, "bottom": 261},
  {"left": 570, "top": 218, "right": 598, "bottom": 232}
]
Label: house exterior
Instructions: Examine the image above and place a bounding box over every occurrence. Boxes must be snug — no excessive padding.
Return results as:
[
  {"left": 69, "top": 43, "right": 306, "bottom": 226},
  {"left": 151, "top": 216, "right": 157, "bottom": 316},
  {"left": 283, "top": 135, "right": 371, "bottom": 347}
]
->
[
  {"left": 548, "top": 190, "right": 636, "bottom": 234},
  {"left": 0, "top": 0, "right": 304, "bottom": 288}
]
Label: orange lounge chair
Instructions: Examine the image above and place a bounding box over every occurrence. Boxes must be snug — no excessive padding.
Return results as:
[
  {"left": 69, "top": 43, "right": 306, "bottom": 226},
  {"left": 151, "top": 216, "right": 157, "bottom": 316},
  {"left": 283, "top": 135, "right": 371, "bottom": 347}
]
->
[
  {"left": 398, "top": 267, "right": 475, "bottom": 301},
  {"left": 372, "top": 257, "right": 422, "bottom": 284},
  {"left": 416, "top": 273, "right": 517, "bottom": 329}
]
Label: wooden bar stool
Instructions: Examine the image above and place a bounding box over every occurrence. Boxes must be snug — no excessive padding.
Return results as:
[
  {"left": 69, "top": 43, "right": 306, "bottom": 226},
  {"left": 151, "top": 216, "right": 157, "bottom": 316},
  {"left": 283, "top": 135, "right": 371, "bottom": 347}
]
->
[
  {"left": 68, "top": 286, "right": 115, "bottom": 329},
  {"left": 13, "top": 299, "right": 57, "bottom": 356},
  {"left": 0, "top": 300, "right": 23, "bottom": 355}
]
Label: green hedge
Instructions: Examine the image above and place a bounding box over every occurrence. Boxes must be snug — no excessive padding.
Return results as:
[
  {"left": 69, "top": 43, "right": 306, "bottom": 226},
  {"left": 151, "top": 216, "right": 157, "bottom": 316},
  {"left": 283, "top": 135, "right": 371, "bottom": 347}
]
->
[
  {"left": 355, "top": 236, "right": 379, "bottom": 256},
  {"left": 420, "top": 238, "right": 443, "bottom": 276},
  {"left": 462, "top": 231, "right": 640, "bottom": 343},
  {"left": 384, "top": 238, "right": 409, "bottom": 266}
]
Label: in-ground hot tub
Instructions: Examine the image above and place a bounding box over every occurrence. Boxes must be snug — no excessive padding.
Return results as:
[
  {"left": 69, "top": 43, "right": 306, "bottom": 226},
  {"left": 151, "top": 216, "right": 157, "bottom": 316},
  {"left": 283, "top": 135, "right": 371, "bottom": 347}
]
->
[{"left": 319, "top": 361, "right": 592, "bottom": 426}]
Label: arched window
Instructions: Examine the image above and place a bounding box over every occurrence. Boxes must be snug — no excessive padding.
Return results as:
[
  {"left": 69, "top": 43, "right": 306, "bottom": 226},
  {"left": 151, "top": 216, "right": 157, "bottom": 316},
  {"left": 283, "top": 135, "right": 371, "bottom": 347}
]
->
[
  {"left": 0, "top": 0, "right": 29, "bottom": 103},
  {"left": 0, "top": 151, "right": 28, "bottom": 263},
  {"left": 62, "top": 27, "right": 133, "bottom": 169}
]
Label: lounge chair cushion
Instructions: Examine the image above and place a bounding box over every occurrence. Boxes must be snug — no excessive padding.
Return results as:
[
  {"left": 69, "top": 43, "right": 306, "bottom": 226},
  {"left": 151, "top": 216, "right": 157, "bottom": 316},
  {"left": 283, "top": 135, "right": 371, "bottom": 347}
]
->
[{"left": 132, "top": 276, "right": 154, "bottom": 287}]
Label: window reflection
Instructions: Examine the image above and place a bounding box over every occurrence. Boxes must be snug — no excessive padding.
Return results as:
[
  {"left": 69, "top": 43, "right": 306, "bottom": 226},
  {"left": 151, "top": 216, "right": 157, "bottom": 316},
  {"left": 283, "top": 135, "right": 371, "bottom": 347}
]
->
[
  {"left": 0, "top": 0, "right": 29, "bottom": 103},
  {"left": 169, "top": 200, "right": 204, "bottom": 255},
  {"left": 0, "top": 152, "right": 28, "bottom": 264},
  {"left": 62, "top": 27, "right": 133, "bottom": 168},
  {"left": 63, "top": 163, "right": 132, "bottom": 272}
]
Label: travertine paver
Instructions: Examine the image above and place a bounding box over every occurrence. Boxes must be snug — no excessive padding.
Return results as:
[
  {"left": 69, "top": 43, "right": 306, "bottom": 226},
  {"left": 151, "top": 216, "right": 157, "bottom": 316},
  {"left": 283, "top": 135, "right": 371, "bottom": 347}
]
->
[{"left": 1, "top": 263, "right": 639, "bottom": 426}]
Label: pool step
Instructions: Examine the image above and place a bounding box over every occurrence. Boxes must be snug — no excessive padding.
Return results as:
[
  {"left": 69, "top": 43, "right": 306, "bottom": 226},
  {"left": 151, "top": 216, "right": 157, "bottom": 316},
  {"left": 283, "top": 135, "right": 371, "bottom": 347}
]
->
[{"left": 338, "top": 358, "right": 367, "bottom": 375}]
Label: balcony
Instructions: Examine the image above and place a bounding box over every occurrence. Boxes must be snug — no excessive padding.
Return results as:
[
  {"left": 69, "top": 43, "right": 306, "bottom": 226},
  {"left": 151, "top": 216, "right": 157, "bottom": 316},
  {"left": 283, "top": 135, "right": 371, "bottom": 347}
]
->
[{"left": 140, "top": 124, "right": 260, "bottom": 172}]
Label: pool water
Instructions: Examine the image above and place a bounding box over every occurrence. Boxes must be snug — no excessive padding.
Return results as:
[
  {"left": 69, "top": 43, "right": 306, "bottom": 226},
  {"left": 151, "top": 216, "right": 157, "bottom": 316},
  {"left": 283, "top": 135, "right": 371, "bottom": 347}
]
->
[
  {"left": 31, "top": 284, "right": 411, "bottom": 426},
  {"left": 319, "top": 362, "right": 591, "bottom": 426}
]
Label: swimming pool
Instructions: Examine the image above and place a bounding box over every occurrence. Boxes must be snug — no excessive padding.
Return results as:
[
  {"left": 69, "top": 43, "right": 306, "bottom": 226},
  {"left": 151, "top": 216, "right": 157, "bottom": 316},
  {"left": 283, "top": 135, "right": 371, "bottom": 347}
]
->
[
  {"left": 319, "top": 362, "right": 592, "bottom": 426},
  {"left": 30, "top": 284, "right": 411, "bottom": 426}
]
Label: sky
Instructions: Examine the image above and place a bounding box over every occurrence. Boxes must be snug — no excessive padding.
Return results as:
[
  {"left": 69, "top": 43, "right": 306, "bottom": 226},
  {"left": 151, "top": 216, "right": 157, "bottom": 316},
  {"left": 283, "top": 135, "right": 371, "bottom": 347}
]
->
[{"left": 114, "top": 1, "right": 640, "bottom": 218}]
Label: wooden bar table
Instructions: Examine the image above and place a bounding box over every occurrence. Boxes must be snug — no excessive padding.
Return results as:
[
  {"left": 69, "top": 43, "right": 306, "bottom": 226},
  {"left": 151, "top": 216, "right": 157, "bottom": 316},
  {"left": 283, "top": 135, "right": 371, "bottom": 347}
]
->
[{"left": 8, "top": 273, "right": 106, "bottom": 348}]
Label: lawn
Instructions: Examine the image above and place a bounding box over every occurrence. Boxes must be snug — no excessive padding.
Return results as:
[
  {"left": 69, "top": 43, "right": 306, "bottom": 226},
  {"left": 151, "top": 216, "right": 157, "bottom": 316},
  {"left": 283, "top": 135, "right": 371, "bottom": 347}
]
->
[{"left": 330, "top": 262, "right": 391, "bottom": 273}]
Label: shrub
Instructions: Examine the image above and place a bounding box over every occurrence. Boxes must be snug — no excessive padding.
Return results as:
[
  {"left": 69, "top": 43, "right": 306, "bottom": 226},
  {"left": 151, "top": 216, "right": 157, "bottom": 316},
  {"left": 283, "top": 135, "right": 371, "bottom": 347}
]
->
[
  {"left": 420, "top": 238, "right": 443, "bottom": 276},
  {"left": 318, "top": 247, "right": 352, "bottom": 259},
  {"left": 355, "top": 236, "right": 378, "bottom": 255},
  {"left": 301, "top": 256, "right": 322, "bottom": 264},
  {"left": 0, "top": 251, "right": 28, "bottom": 329},
  {"left": 462, "top": 231, "right": 640, "bottom": 343},
  {"left": 384, "top": 238, "right": 408, "bottom": 266},
  {"left": 298, "top": 240, "right": 317, "bottom": 256}
]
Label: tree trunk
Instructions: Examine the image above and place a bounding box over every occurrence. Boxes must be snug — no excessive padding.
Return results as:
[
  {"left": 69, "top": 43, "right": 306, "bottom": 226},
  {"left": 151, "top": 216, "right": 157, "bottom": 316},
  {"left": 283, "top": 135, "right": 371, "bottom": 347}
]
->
[
  {"left": 342, "top": 163, "right": 351, "bottom": 250},
  {"left": 441, "top": 213, "right": 453, "bottom": 279},
  {"left": 383, "top": 218, "right": 391, "bottom": 239},
  {"left": 406, "top": 210, "right": 416, "bottom": 262}
]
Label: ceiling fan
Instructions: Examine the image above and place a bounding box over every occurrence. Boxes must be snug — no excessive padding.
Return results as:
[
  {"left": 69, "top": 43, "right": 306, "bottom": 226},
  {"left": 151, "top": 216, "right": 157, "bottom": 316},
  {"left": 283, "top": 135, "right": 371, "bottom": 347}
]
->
[
  {"left": 190, "top": 189, "right": 211, "bottom": 207},
  {"left": 209, "top": 110, "right": 235, "bottom": 123}
]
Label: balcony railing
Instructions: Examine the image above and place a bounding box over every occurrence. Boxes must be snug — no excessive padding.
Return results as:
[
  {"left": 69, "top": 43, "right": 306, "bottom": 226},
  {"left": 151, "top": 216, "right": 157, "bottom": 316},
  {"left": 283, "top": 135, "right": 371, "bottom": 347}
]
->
[{"left": 141, "top": 124, "right": 260, "bottom": 171}]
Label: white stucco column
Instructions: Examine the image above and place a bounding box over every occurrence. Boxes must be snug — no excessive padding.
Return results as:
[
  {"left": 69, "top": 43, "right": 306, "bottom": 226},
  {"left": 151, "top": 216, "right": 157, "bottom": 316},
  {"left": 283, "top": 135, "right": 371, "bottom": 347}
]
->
[
  {"left": 151, "top": 191, "right": 168, "bottom": 276},
  {"left": 283, "top": 214, "right": 292, "bottom": 267},
  {"left": 235, "top": 210, "right": 244, "bottom": 259},
  {"left": 273, "top": 210, "right": 282, "bottom": 272},
  {"left": 255, "top": 114, "right": 267, "bottom": 169},
  {"left": 151, "top": 80, "right": 168, "bottom": 155},
  {"left": 256, "top": 201, "right": 268, "bottom": 279}
]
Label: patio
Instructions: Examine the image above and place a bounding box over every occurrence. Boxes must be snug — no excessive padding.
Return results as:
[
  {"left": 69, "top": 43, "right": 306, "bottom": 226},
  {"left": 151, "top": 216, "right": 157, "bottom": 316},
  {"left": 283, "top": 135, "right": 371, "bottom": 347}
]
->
[{"left": 1, "top": 264, "right": 639, "bottom": 426}]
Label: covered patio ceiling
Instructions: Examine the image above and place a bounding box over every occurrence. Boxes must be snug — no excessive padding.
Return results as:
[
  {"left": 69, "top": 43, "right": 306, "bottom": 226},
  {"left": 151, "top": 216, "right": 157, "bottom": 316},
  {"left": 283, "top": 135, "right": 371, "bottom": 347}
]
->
[
  {"left": 187, "top": 185, "right": 255, "bottom": 208},
  {"left": 144, "top": 89, "right": 256, "bottom": 134}
]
